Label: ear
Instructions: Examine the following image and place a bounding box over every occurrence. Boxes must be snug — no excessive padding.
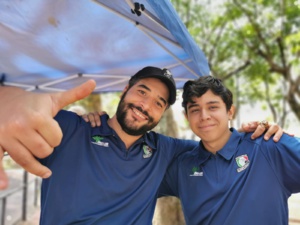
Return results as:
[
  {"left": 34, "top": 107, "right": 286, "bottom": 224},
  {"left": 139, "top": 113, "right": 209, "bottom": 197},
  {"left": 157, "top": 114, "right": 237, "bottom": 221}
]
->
[{"left": 228, "top": 105, "right": 235, "bottom": 120}]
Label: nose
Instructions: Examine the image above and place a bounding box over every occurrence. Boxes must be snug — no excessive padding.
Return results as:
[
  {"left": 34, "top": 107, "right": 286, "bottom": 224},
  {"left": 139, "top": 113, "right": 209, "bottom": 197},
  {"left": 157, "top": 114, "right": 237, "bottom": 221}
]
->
[
  {"left": 140, "top": 97, "right": 152, "bottom": 111},
  {"left": 200, "top": 109, "right": 210, "bottom": 120}
]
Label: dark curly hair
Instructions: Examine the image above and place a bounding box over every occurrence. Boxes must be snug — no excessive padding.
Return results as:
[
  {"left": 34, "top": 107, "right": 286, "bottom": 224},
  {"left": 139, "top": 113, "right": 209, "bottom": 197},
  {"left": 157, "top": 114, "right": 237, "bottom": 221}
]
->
[{"left": 182, "top": 76, "right": 233, "bottom": 113}]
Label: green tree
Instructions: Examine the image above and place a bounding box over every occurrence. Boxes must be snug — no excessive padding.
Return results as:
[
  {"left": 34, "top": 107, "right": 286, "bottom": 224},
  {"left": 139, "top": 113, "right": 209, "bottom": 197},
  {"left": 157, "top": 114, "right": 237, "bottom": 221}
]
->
[{"left": 172, "top": 0, "right": 300, "bottom": 126}]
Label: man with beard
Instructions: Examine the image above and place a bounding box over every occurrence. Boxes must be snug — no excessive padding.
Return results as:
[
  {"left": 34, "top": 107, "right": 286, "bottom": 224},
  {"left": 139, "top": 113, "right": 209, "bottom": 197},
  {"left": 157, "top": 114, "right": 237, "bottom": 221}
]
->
[
  {"left": 0, "top": 67, "right": 283, "bottom": 224},
  {"left": 36, "top": 66, "right": 201, "bottom": 224}
]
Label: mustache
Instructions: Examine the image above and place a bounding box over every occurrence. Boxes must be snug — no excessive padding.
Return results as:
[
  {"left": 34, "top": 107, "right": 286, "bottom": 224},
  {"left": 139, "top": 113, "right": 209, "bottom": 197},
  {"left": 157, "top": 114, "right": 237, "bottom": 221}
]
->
[{"left": 128, "top": 103, "right": 150, "bottom": 118}]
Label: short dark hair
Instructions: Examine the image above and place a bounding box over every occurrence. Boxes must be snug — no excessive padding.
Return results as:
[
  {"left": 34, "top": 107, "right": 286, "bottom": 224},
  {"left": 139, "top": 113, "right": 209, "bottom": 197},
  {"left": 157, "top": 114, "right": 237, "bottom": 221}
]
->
[{"left": 182, "top": 76, "right": 233, "bottom": 112}]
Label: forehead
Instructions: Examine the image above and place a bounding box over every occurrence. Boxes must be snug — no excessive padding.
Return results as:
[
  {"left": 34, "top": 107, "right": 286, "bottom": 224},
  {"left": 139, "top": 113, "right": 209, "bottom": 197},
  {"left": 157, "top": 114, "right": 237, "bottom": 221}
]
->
[
  {"left": 134, "top": 77, "right": 169, "bottom": 94},
  {"left": 188, "top": 90, "right": 223, "bottom": 104}
]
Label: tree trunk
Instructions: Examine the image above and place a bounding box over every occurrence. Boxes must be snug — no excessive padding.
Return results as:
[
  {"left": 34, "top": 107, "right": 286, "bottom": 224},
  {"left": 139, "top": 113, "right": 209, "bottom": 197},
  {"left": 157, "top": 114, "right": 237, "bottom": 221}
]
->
[
  {"left": 153, "top": 197, "right": 185, "bottom": 225},
  {"left": 152, "top": 108, "right": 186, "bottom": 225}
]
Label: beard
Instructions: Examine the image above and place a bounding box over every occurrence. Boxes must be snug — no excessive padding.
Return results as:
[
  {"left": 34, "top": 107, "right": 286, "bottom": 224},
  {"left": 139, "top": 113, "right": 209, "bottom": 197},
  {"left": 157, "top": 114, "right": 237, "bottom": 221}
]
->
[{"left": 116, "top": 92, "right": 159, "bottom": 136}]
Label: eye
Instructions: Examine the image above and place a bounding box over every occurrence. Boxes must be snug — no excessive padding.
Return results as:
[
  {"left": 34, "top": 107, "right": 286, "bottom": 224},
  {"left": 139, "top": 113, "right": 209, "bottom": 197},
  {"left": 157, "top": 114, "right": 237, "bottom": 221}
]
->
[
  {"left": 209, "top": 106, "right": 218, "bottom": 110},
  {"left": 138, "top": 90, "right": 146, "bottom": 95},
  {"left": 155, "top": 101, "right": 163, "bottom": 108},
  {"left": 188, "top": 108, "right": 199, "bottom": 114}
]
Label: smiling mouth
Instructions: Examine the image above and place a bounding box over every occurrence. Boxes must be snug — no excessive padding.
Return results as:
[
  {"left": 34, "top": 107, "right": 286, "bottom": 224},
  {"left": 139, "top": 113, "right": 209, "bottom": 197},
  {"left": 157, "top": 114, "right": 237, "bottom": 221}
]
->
[
  {"left": 199, "top": 124, "right": 214, "bottom": 129},
  {"left": 132, "top": 107, "right": 148, "bottom": 120}
]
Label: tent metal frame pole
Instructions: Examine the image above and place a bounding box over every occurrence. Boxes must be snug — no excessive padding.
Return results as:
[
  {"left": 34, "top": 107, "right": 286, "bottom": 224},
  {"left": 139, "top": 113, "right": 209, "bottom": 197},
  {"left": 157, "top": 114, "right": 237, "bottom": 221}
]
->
[
  {"left": 140, "top": 27, "right": 200, "bottom": 78},
  {"left": 39, "top": 74, "right": 79, "bottom": 88},
  {"left": 125, "top": 0, "right": 167, "bottom": 29},
  {"left": 91, "top": 0, "right": 180, "bottom": 47}
]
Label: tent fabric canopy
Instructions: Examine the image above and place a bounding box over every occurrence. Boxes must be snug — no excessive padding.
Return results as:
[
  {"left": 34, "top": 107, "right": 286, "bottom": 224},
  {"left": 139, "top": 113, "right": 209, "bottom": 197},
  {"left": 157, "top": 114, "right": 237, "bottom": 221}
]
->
[{"left": 0, "top": 0, "right": 210, "bottom": 93}]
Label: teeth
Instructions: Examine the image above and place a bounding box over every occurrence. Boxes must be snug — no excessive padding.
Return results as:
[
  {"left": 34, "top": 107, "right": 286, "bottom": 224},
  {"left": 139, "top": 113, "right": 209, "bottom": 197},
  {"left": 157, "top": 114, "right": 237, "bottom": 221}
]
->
[{"left": 132, "top": 108, "right": 146, "bottom": 119}]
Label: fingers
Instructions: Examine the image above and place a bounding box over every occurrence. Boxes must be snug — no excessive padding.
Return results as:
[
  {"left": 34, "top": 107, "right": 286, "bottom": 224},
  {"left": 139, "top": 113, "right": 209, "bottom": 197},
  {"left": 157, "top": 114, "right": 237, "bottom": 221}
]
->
[
  {"left": 96, "top": 111, "right": 105, "bottom": 126},
  {"left": 51, "top": 80, "right": 96, "bottom": 116},
  {"left": 239, "top": 121, "right": 259, "bottom": 133},
  {"left": 81, "top": 112, "right": 97, "bottom": 127},
  {"left": 0, "top": 80, "right": 95, "bottom": 183},
  {"left": 81, "top": 114, "right": 90, "bottom": 123},
  {"left": 3, "top": 112, "right": 60, "bottom": 158},
  {"left": 283, "top": 130, "right": 294, "bottom": 137},
  {"left": 31, "top": 116, "right": 63, "bottom": 151},
  {"left": 263, "top": 123, "right": 282, "bottom": 142},
  {"left": 250, "top": 121, "right": 285, "bottom": 142},
  {"left": 17, "top": 128, "right": 56, "bottom": 159},
  {"left": 87, "top": 112, "right": 98, "bottom": 127},
  {"left": 250, "top": 122, "right": 267, "bottom": 140},
  {"left": 88, "top": 112, "right": 101, "bottom": 127},
  {"left": 0, "top": 146, "right": 9, "bottom": 189},
  {"left": 82, "top": 111, "right": 105, "bottom": 127},
  {"left": 1, "top": 141, "right": 52, "bottom": 179}
]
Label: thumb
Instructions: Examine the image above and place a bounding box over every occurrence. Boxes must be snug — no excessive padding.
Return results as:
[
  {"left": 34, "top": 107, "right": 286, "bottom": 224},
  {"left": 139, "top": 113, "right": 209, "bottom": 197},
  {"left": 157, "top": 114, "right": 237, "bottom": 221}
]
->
[{"left": 50, "top": 79, "right": 96, "bottom": 116}]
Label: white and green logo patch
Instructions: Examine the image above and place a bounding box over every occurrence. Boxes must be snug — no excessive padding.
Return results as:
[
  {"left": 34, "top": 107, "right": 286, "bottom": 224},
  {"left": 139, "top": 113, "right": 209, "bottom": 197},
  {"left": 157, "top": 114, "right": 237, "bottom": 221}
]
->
[
  {"left": 235, "top": 154, "right": 250, "bottom": 172},
  {"left": 91, "top": 135, "right": 109, "bottom": 147},
  {"left": 143, "top": 145, "right": 153, "bottom": 158},
  {"left": 190, "top": 166, "right": 203, "bottom": 176}
]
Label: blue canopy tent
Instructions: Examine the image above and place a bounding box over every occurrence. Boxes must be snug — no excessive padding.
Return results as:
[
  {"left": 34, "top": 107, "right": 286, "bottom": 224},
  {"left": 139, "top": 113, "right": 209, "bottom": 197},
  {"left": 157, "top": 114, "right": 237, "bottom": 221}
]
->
[{"left": 0, "top": 0, "right": 210, "bottom": 93}]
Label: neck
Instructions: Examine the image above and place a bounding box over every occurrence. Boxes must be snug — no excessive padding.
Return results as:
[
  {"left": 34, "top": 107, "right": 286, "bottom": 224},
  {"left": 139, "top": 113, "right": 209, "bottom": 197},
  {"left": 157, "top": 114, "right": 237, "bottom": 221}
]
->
[
  {"left": 108, "top": 115, "right": 143, "bottom": 149},
  {"left": 202, "top": 129, "right": 232, "bottom": 154}
]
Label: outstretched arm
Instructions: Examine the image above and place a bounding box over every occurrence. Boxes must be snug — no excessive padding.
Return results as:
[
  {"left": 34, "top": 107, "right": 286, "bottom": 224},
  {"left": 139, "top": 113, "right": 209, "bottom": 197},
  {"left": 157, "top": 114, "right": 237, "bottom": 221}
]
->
[{"left": 0, "top": 80, "right": 96, "bottom": 189}]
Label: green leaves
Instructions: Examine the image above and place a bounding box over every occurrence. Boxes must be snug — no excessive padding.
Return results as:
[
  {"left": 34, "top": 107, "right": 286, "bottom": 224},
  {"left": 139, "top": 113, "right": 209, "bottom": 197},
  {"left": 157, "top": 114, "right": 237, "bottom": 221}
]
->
[{"left": 171, "top": 0, "right": 300, "bottom": 126}]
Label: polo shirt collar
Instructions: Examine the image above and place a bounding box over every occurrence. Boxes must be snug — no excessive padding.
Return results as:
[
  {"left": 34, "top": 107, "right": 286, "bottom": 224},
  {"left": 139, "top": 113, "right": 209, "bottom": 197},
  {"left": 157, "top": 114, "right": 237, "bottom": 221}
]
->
[
  {"left": 217, "top": 128, "right": 242, "bottom": 160},
  {"left": 134, "top": 132, "right": 157, "bottom": 150},
  {"left": 197, "top": 128, "right": 242, "bottom": 164}
]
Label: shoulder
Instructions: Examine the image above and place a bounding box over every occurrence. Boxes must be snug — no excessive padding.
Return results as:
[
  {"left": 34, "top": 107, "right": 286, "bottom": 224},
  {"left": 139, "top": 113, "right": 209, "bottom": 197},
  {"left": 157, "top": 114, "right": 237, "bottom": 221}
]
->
[
  {"left": 241, "top": 132, "right": 300, "bottom": 155},
  {"left": 242, "top": 132, "right": 298, "bottom": 146},
  {"left": 147, "top": 131, "right": 197, "bottom": 146},
  {"left": 240, "top": 132, "right": 264, "bottom": 145},
  {"left": 146, "top": 131, "right": 198, "bottom": 158},
  {"left": 177, "top": 146, "right": 199, "bottom": 161},
  {"left": 55, "top": 110, "right": 90, "bottom": 134},
  {"left": 55, "top": 109, "right": 78, "bottom": 121}
]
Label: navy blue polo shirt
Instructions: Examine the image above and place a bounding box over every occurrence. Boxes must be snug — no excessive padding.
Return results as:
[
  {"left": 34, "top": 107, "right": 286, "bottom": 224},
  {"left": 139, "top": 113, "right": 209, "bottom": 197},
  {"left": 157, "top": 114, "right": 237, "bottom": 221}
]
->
[
  {"left": 39, "top": 110, "right": 197, "bottom": 225},
  {"left": 159, "top": 128, "right": 300, "bottom": 225}
]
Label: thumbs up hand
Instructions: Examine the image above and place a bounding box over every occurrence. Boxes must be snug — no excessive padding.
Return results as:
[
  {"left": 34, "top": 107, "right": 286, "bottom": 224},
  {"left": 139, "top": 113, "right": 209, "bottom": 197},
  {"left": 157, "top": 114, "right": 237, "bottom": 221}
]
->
[{"left": 0, "top": 80, "right": 96, "bottom": 189}]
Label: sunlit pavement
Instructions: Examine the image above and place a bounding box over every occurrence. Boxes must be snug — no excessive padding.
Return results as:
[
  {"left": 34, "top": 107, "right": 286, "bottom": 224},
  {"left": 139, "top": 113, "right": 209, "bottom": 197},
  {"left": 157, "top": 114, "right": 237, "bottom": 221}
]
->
[
  {"left": 289, "top": 193, "right": 300, "bottom": 225},
  {"left": 17, "top": 209, "right": 40, "bottom": 225}
]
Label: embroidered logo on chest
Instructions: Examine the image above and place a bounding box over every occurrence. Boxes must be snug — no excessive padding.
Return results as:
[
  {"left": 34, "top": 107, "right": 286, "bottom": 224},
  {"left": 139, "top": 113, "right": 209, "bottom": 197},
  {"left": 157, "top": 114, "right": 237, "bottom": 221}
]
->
[
  {"left": 235, "top": 154, "right": 250, "bottom": 172},
  {"left": 143, "top": 145, "right": 153, "bottom": 158},
  {"left": 91, "top": 135, "right": 109, "bottom": 147},
  {"left": 189, "top": 166, "right": 203, "bottom": 176}
]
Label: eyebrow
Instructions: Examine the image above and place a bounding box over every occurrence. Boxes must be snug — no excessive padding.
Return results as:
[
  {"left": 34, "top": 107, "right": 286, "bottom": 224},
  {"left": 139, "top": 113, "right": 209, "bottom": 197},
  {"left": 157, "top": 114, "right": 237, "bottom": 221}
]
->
[
  {"left": 187, "top": 100, "right": 220, "bottom": 109},
  {"left": 138, "top": 84, "right": 167, "bottom": 106}
]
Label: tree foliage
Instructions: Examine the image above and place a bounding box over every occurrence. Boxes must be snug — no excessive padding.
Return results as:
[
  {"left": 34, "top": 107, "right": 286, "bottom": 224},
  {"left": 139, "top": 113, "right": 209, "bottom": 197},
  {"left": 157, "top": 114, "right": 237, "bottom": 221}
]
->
[{"left": 172, "top": 0, "right": 300, "bottom": 126}]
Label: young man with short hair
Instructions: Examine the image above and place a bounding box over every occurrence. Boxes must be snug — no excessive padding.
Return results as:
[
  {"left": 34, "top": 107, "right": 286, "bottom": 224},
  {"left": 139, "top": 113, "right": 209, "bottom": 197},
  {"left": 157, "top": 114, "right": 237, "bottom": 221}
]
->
[{"left": 159, "top": 76, "right": 300, "bottom": 225}]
